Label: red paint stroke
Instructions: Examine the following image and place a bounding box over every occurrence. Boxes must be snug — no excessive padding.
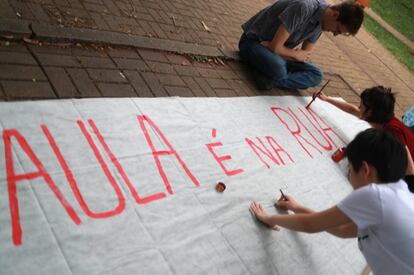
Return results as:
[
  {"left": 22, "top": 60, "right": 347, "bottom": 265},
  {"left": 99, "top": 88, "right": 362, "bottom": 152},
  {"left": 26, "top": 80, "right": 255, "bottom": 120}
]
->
[
  {"left": 265, "top": 136, "right": 294, "bottom": 165},
  {"left": 212, "top": 128, "right": 217, "bottom": 138},
  {"left": 245, "top": 137, "right": 280, "bottom": 168},
  {"left": 88, "top": 119, "right": 166, "bottom": 204},
  {"left": 297, "top": 107, "right": 333, "bottom": 151},
  {"left": 138, "top": 115, "right": 200, "bottom": 194},
  {"left": 3, "top": 129, "right": 81, "bottom": 246},
  {"left": 287, "top": 107, "right": 323, "bottom": 155},
  {"left": 271, "top": 107, "right": 321, "bottom": 158},
  {"left": 306, "top": 108, "right": 347, "bottom": 147},
  {"left": 42, "top": 123, "right": 125, "bottom": 218},
  {"left": 206, "top": 141, "right": 244, "bottom": 176}
]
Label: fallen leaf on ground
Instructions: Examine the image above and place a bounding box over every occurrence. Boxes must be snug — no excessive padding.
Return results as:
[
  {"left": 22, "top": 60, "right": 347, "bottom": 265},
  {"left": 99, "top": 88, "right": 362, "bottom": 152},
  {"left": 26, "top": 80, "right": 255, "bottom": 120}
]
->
[
  {"left": 0, "top": 34, "right": 14, "bottom": 40},
  {"left": 22, "top": 37, "right": 40, "bottom": 45},
  {"left": 201, "top": 21, "right": 211, "bottom": 32},
  {"left": 216, "top": 58, "right": 225, "bottom": 66},
  {"left": 53, "top": 42, "right": 73, "bottom": 47}
]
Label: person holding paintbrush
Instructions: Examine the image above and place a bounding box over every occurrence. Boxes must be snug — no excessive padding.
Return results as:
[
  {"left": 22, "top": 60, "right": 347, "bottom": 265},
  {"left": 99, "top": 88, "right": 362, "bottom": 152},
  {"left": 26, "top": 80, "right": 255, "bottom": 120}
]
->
[
  {"left": 250, "top": 128, "right": 414, "bottom": 275},
  {"left": 315, "top": 85, "right": 414, "bottom": 192}
]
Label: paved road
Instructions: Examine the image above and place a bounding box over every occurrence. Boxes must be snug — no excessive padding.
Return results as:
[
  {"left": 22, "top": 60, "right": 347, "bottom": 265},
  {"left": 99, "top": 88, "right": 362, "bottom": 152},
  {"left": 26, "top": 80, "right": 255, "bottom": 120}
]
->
[{"left": 0, "top": 0, "right": 413, "bottom": 117}]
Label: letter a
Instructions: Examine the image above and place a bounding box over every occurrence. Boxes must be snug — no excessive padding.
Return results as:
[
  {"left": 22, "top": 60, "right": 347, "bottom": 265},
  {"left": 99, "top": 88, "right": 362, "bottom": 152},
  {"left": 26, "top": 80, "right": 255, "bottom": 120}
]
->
[
  {"left": 137, "top": 115, "right": 200, "bottom": 195},
  {"left": 3, "top": 129, "right": 81, "bottom": 246}
]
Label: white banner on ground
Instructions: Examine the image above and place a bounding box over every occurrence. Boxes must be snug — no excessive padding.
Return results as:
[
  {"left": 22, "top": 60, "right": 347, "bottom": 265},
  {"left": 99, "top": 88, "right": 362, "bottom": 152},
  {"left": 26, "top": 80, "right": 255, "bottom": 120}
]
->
[{"left": 0, "top": 96, "right": 369, "bottom": 275}]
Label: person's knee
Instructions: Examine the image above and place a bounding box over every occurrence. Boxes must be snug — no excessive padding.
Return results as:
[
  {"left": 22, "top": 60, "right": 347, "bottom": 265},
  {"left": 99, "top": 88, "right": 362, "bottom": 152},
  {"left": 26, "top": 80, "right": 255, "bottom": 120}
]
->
[
  {"left": 265, "top": 57, "right": 287, "bottom": 80},
  {"left": 238, "top": 41, "right": 249, "bottom": 60},
  {"left": 310, "top": 67, "right": 323, "bottom": 86},
  {"left": 238, "top": 34, "right": 251, "bottom": 59},
  {"left": 238, "top": 47, "right": 247, "bottom": 61},
  {"left": 238, "top": 38, "right": 259, "bottom": 63},
  {"left": 269, "top": 65, "right": 288, "bottom": 81},
  {"left": 239, "top": 42, "right": 288, "bottom": 80}
]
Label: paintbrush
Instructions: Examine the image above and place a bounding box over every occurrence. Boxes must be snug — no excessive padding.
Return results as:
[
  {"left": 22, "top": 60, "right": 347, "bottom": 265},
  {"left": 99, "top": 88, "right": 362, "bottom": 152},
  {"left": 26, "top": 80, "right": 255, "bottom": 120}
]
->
[
  {"left": 305, "top": 80, "right": 330, "bottom": 109},
  {"left": 279, "top": 189, "right": 288, "bottom": 201}
]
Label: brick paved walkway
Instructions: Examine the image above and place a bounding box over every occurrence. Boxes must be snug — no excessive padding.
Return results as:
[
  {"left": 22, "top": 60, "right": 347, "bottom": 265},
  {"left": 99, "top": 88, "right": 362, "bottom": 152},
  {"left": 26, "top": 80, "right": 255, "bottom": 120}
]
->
[
  {"left": 0, "top": 0, "right": 413, "bottom": 117},
  {"left": 0, "top": 41, "right": 351, "bottom": 100}
]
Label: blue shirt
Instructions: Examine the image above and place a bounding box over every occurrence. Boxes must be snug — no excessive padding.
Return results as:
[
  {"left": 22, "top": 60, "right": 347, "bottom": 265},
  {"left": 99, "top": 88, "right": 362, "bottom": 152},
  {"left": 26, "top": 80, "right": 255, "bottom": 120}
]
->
[{"left": 241, "top": 0, "right": 327, "bottom": 48}]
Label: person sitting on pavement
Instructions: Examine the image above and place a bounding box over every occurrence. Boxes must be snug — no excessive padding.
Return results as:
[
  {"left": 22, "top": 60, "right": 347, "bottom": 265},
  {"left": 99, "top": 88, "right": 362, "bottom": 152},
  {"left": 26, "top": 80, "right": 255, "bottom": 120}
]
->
[
  {"left": 316, "top": 85, "right": 414, "bottom": 192},
  {"left": 239, "top": 0, "right": 364, "bottom": 91},
  {"left": 250, "top": 128, "right": 414, "bottom": 275}
]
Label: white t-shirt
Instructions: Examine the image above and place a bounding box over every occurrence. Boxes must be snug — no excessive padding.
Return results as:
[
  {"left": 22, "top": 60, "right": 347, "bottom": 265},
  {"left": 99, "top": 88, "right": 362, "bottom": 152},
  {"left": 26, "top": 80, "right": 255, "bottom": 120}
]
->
[{"left": 337, "top": 180, "right": 414, "bottom": 275}]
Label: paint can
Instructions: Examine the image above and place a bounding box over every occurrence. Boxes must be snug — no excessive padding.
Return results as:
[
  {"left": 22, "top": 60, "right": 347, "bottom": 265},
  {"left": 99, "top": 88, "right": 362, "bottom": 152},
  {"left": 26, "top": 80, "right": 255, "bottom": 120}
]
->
[
  {"left": 331, "top": 147, "right": 346, "bottom": 163},
  {"left": 215, "top": 182, "right": 226, "bottom": 192}
]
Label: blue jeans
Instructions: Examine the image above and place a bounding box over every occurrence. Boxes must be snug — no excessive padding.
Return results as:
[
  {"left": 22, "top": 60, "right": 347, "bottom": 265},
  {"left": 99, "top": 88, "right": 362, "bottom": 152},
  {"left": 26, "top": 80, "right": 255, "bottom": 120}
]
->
[{"left": 239, "top": 34, "right": 323, "bottom": 90}]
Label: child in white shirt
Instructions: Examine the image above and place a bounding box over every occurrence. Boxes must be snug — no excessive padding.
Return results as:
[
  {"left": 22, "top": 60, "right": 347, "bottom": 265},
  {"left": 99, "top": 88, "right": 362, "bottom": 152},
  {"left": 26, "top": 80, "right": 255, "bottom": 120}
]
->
[{"left": 250, "top": 128, "right": 414, "bottom": 275}]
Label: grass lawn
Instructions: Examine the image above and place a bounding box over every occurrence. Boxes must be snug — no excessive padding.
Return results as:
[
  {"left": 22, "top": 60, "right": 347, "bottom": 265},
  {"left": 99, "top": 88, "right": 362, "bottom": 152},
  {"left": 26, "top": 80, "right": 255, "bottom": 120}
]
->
[
  {"left": 369, "top": 0, "right": 413, "bottom": 41},
  {"left": 363, "top": 14, "right": 414, "bottom": 73}
]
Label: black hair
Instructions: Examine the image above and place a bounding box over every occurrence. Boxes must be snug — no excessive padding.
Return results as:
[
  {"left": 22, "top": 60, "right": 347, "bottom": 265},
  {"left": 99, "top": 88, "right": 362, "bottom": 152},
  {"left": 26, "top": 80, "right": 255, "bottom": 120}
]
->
[
  {"left": 360, "top": 86, "right": 395, "bottom": 124},
  {"left": 404, "top": 175, "right": 414, "bottom": 193},
  {"left": 331, "top": 1, "right": 364, "bottom": 35},
  {"left": 346, "top": 128, "right": 407, "bottom": 183}
]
